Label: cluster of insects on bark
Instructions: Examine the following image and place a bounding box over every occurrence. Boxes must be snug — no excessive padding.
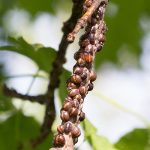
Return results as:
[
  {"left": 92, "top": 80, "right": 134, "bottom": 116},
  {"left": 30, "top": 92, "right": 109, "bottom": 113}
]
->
[{"left": 52, "top": 0, "right": 108, "bottom": 148}]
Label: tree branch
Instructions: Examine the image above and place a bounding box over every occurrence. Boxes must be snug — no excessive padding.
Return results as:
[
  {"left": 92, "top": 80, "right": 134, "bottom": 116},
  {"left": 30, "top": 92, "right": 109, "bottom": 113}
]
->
[
  {"left": 50, "top": 0, "right": 109, "bottom": 149},
  {"left": 67, "top": 0, "right": 103, "bottom": 42},
  {"left": 3, "top": 85, "right": 45, "bottom": 104},
  {"left": 30, "top": 0, "right": 85, "bottom": 147}
]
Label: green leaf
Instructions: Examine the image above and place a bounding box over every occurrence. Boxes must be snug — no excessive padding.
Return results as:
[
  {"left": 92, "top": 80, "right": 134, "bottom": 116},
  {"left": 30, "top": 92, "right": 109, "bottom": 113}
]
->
[
  {"left": 17, "top": 0, "right": 72, "bottom": 15},
  {"left": 16, "top": 0, "right": 55, "bottom": 15},
  {"left": 115, "top": 128, "right": 150, "bottom": 150},
  {"left": 0, "top": 64, "right": 14, "bottom": 111},
  {"left": 0, "top": 37, "right": 57, "bottom": 73},
  {"left": 0, "top": 0, "right": 71, "bottom": 17},
  {"left": 95, "top": 0, "right": 150, "bottom": 69},
  {"left": 0, "top": 112, "right": 53, "bottom": 150},
  {"left": 59, "top": 68, "right": 71, "bottom": 104},
  {"left": 83, "top": 119, "right": 117, "bottom": 150}
]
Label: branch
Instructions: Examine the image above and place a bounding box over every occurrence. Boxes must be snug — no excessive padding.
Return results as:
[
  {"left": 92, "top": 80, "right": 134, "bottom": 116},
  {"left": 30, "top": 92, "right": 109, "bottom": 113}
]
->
[
  {"left": 3, "top": 85, "right": 46, "bottom": 104},
  {"left": 67, "top": 0, "right": 108, "bottom": 42},
  {"left": 50, "top": 0, "right": 109, "bottom": 149},
  {"left": 30, "top": 0, "right": 85, "bottom": 147}
]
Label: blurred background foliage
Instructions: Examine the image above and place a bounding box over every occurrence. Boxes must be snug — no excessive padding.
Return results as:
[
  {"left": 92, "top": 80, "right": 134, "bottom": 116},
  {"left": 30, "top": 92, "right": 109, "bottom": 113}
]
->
[{"left": 0, "top": 0, "right": 150, "bottom": 150}]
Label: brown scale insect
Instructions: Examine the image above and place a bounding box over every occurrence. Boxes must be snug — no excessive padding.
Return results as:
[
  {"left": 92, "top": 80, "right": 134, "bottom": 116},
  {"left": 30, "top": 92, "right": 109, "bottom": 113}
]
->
[
  {"left": 69, "top": 89, "right": 79, "bottom": 97},
  {"left": 79, "top": 111, "right": 85, "bottom": 121},
  {"left": 77, "top": 57, "right": 86, "bottom": 67},
  {"left": 60, "top": 110, "right": 70, "bottom": 122},
  {"left": 57, "top": 125, "right": 65, "bottom": 134},
  {"left": 80, "top": 72, "right": 88, "bottom": 80},
  {"left": 54, "top": 134, "right": 65, "bottom": 147},
  {"left": 84, "top": 45, "right": 93, "bottom": 54},
  {"left": 73, "top": 66, "right": 83, "bottom": 75},
  {"left": 80, "top": 39, "right": 90, "bottom": 47},
  {"left": 67, "top": 82, "right": 77, "bottom": 89},
  {"left": 64, "top": 122, "right": 72, "bottom": 134},
  {"left": 63, "top": 101, "right": 73, "bottom": 111},
  {"left": 80, "top": 52, "right": 93, "bottom": 63},
  {"left": 88, "top": 82, "right": 94, "bottom": 91},
  {"left": 90, "top": 70, "right": 97, "bottom": 81},
  {"left": 74, "top": 94, "right": 82, "bottom": 102},
  {"left": 71, "top": 74, "right": 82, "bottom": 84},
  {"left": 74, "top": 51, "right": 81, "bottom": 60},
  {"left": 71, "top": 126, "right": 81, "bottom": 138},
  {"left": 79, "top": 86, "right": 87, "bottom": 95},
  {"left": 65, "top": 96, "right": 72, "bottom": 102},
  {"left": 73, "top": 138, "right": 78, "bottom": 144},
  {"left": 70, "top": 107, "right": 79, "bottom": 117},
  {"left": 72, "top": 99, "right": 80, "bottom": 108}
]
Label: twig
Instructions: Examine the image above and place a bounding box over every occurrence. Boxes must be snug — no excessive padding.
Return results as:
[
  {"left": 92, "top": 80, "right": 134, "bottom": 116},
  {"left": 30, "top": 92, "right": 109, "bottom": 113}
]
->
[
  {"left": 67, "top": 0, "right": 108, "bottom": 42},
  {"left": 30, "top": 0, "right": 85, "bottom": 147},
  {"left": 3, "top": 85, "right": 46, "bottom": 104}
]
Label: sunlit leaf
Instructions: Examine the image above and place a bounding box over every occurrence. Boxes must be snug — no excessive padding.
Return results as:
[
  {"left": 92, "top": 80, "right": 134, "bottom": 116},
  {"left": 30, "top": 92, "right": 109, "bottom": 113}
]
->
[
  {"left": 115, "top": 128, "right": 150, "bottom": 150},
  {"left": 0, "top": 37, "right": 57, "bottom": 73},
  {"left": 0, "top": 112, "right": 53, "bottom": 150},
  {"left": 95, "top": 0, "right": 150, "bottom": 69},
  {"left": 83, "top": 119, "right": 117, "bottom": 150}
]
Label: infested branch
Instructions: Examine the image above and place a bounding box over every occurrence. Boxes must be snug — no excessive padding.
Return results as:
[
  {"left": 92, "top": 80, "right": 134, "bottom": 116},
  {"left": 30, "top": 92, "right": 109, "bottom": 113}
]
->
[
  {"left": 30, "top": 0, "right": 85, "bottom": 147},
  {"left": 50, "top": 0, "right": 108, "bottom": 150}
]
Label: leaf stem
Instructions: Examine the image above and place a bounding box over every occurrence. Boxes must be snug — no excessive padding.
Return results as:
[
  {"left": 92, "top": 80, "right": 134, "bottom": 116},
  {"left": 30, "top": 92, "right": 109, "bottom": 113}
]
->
[
  {"left": 26, "top": 69, "right": 40, "bottom": 94},
  {"left": 4, "top": 73, "right": 48, "bottom": 80}
]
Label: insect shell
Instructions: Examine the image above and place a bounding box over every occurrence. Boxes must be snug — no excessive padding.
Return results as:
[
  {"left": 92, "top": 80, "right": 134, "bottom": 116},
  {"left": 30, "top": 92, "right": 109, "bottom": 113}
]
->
[
  {"left": 74, "top": 94, "right": 82, "bottom": 102},
  {"left": 67, "top": 82, "right": 77, "bottom": 90},
  {"left": 73, "top": 66, "right": 83, "bottom": 75},
  {"left": 60, "top": 110, "right": 70, "bottom": 122},
  {"left": 79, "top": 111, "right": 85, "bottom": 121},
  {"left": 90, "top": 70, "right": 97, "bottom": 81},
  {"left": 54, "top": 134, "right": 65, "bottom": 147},
  {"left": 63, "top": 101, "right": 72, "bottom": 111},
  {"left": 73, "top": 138, "right": 78, "bottom": 144},
  {"left": 70, "top": 107, "right": 79, "bottom": 117},
  {"left": 79, "top": 86, "right": 87, "bottom": 95},
  {"left": 71, "top": 74, "right": 82, "bottom": 84},
  {"left": 77, "top": 58, "right": 86, "bottom": 67},
  {"left": 88, "top": 82, "right": 94, "bottom": 91},
  {"left": 99, "top": 33, "right": 105, "bottom": 43},
  {"left": 57, "top": 125, "right": 65, "bottom": 134},
  {"left": 64, "top": 122, "right": 72, "bottom": 134},
  {"left": 74, "top": 51, "right": 81, "bottom": 60},
  {"left": 72, "top": 99, "right": 79, "bottom": 108},
  {"left": 69, "top": 89, "right": 79, "bottom": 97},
  {"left": 80, "top": 52, "right": 93, "bottom": 63},
  {"left": 81, "top": 39, "right": 90, "bottom": 47},
  {"left": 71, "top": 126, "right": 81, "bottom": 138},
  {"left": 80, "top": 72, "right": 87, "bottom": 80}
]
